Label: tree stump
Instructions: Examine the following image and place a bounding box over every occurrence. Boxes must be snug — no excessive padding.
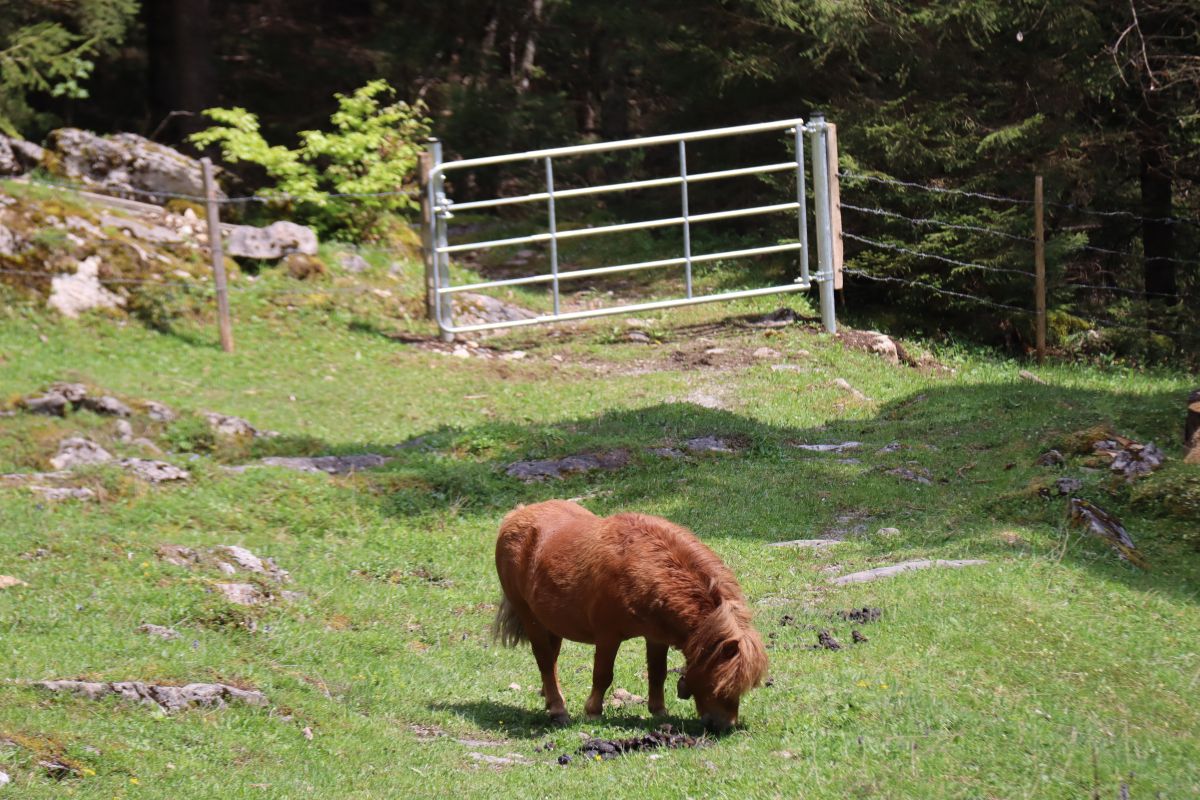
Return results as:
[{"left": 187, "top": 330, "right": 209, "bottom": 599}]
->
[{"left": 1186, "top": 389, "right": 1200, "bottom": 465}]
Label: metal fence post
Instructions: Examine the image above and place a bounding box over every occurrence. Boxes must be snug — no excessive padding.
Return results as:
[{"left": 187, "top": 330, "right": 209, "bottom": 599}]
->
[
  {"left": 419, "top": 140, "right": 437, "bottom": 321},
  {"left": 429, "top": 139, "right": 454, "bottom": 341},
  {"left": 793, "top": 124, "right": 810, "bottom": 285},
  {"left": 809, "top": 114, "right": 838, "bottom": 334},
  {"left": 200, "top": 158, "right": 234, "bottom": 353}
]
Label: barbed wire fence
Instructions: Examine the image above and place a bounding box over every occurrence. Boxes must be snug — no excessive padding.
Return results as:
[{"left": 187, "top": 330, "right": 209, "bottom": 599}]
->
[
  {"left": 3, "top": 155, "right": 1198, "bottom": 362},
  {"left": 833, "top": 168, "right": 1198, "bottom": 361}
]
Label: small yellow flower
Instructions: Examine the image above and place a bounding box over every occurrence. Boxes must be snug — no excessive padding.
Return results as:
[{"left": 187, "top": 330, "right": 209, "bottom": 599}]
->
[
  {"left": 855, "top": 680, "right": 868, "bottom": 688},
  {"left": 81, "top": 768, "right": 96, "bottom": 776},
  {"left": 594, "top": 755, "right": 601, "bottom": 761},
  {"left": 140, "top": 562, "right": 150, "bottom": 568},
  {"left": 879, "top": 683, "right": 889, "bottom": 689},
  {"left": 130, "top": 777, "right": 140, "bottom": 784}
]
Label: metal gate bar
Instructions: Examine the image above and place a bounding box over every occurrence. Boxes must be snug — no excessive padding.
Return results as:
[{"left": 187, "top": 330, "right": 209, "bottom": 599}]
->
[{"left": 426, "top": 117, "right": 838, "bottom": 336}]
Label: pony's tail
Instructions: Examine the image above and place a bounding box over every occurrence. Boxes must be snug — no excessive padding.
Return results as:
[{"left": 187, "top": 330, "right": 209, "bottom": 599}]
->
[{"left": 492, "top": 595, "right": 527, "bottom": 647}]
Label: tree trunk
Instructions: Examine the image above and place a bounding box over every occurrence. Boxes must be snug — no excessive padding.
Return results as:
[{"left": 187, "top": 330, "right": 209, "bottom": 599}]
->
[
  {"left": 145, "top": 0, "right": 215, "bottom": 148},
  {"left": 1138, "top": 124, "right": 1176, "bottom": 301},
  {"left": 1186, "top": 389, "right": 1200, "bottom": 464}
]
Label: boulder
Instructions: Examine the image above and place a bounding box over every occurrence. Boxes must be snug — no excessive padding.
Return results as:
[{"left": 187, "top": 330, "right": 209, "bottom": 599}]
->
[
  {"left": 337, "top": 252, "right": 370, "bottom": 273},
  {"left": 226, "top": 221, "right": 318, "bottom": 259},
  {"left": 0, "top": 134, "right": 44, "bottom": 176},
  {"left": 46, "top": 128, "right": 216, "bottom": 201},
  {"left": 0, "top": 223, "right": 17, "bottom": 256},
  {"left": 47, "top": 256, "right": 126, "bottom": 318},
  {"left": 50, "top": 438, "right": 114, "bottom": 470},
  {"left": 99, "top": 213, "right": 184, "bottom": 245}
]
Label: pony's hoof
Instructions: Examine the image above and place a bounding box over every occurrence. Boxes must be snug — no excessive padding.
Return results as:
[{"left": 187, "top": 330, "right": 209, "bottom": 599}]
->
[
  {"left": 549, "top": 712, "right": 571, "bottom": 727},
  {"left": 648, "top": 704, "right": 667, "bottom": 716},
  {"left": 585, "top": 711, "right": 603, "bottom": 721}
]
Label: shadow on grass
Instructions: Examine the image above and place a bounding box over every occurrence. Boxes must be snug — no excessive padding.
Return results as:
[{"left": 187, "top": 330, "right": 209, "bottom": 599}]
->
[
  {"left": 430, "top": 700, "right": 710, "bottom": 740},
  {"left": 240, "top": 377, "right": 1198, "bottom": 598}
]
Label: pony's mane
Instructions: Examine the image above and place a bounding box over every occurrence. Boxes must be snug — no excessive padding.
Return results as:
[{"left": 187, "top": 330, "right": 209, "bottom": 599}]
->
[
  {"left": 627, "top": 514, "right": 767, "bottom": 698},
  {"left": 683, "top": 598, "right": 769, "bottom": 697}
]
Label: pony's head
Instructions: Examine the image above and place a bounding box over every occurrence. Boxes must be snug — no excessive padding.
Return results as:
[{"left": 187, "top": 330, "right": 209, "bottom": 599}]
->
[{"left": 680, "top": 598, "right": 768, "bottom": 732}]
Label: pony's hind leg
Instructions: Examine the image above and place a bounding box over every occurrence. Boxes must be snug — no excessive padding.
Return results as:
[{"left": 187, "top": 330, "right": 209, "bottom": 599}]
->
[
  {"left": 645, "top": 639, "right": 669, "bottom": 715},
  {"left": 527, "top": 626, "right": 569, "bottom": 725},
  {"left": 583, "top": 640, "right": 621, "bottom": 718}
]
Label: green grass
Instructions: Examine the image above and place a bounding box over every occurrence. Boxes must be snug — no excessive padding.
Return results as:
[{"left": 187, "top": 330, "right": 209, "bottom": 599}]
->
[{"left": 0, "top": 272, "right": 1198, "bottom": 799}]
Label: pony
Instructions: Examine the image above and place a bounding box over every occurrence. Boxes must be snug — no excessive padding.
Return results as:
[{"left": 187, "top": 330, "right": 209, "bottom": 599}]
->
[{"left": 493, "top": 499, "right": 767, "bottom": 731}]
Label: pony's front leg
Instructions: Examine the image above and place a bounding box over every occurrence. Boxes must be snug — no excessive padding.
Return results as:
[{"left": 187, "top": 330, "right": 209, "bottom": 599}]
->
[
  {"left": 527, "top": 628, "right": 569, "bottom": 725},
  {"left": 645, "top": 639, "right": 668, "bottom": 715},
  {"left": 583, "top": 640, "right": 621, "bottom": 718}
]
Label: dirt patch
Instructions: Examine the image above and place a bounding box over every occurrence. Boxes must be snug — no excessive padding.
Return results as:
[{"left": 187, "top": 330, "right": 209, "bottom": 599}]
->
[{"left": 569, "top": 725, "right": 706, "bottom": 763}]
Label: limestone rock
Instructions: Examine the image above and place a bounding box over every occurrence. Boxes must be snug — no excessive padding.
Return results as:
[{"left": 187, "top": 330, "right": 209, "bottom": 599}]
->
[
  {"left": 141, "top": 400, "right": 177, "bottom": 422},
  {"left": 226, "top": 221, "right": 318, "bottom": 259},
  {"left": 50, "top": 438, "right": 114, "bottom": 470},
  {"left": 257, "top": 454, "right": 392, "bottom": 475},
  {"left": 506, "top": 450, "right": 630, "bottom": 481},
  {"left": 453, "top": 293, "right": 536, "bottom": 327},
  {"left": 338, "top": 252, "right": 370, "bottom": 273},
  {"left": 47, "top": 128, "right": 216, "bottom": 201},
  {"left": 29, "top": 486, "right": 97, "bottom": 502},
  {"left": 121, "top": 458, "right": 189, "bottom": 483},
  {"left": 203, "top": 411, "right": 260, "bottom": 438},
  {"left": 0, "top": 134, "right": 44, "bottom": 175},
  {"left": 0, "top": 223, "right": 16, "bottom": 256},
  {"left": 47, "top": 256, "right": 126, "bottom": 318},
  {"left": 36, "top": 680, "right": 266, "bottom": 713},
  {"left": 99, "top": 212, "right": 184, "bottom": 245},
  {"left": 80, "top": 395, "right": 132, "bottom": 417},
  {"left": 137, "top": 624, "right": 181, "bottom": 640}
]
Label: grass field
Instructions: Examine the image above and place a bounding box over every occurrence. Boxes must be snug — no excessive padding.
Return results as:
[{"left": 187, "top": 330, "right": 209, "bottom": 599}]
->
[{"left": 1, "top": 272, "right": 1198, "bottom": 799}]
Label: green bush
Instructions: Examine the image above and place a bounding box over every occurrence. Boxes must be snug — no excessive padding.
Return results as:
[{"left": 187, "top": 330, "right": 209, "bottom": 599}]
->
[{"left": 190, "top": 80, "right": 431, "bottom": 241}]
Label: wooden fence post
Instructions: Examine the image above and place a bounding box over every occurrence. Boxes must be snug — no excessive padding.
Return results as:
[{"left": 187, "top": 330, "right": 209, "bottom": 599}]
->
[
  {"left": 827, "top": 123, "right": 843, "bottom": 291},
  {"left": 1034, "top": 175, "right": 1046, "bottom": 364},
  {"left": 418, "top": 142, "right": 437, "bottom": 321},
  {"left": 201, "top": 158, "right": 234, "bottom": 354}
]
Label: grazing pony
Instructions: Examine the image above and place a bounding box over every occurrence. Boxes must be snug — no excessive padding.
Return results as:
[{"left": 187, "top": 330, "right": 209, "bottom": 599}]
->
[{"left": 493, "top": 500, "right": 767, "bottom": 731}]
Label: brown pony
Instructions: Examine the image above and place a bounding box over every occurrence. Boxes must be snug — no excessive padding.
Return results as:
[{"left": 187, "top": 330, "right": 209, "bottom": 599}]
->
[{"left": 493, "top": 499, "right": 767, "bottom": 731}]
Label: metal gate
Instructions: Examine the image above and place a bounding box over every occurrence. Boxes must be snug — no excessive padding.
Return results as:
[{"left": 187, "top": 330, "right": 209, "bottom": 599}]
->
[{"left": 423, "top": 115, "right": 839, "bottom": 336}]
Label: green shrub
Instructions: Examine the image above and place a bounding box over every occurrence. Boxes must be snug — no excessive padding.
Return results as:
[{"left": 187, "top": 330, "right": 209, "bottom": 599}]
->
[{"left": 189, "top": 80, "right": 431, "bottom": 242}]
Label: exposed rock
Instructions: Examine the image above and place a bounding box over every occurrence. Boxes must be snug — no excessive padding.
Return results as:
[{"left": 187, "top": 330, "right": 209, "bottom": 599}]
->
[
  {"left": 626, "top": 331, "right": 652, "bottom": 344},
  {"left": 1095, "top": 439, "right": 1165, "bottom": 481},
  {"left": 80, "top": 395, "right": 132, "bottom": 417},
  {"left": 0, "top": 576, "right": 28, "bottom": 589},
  {"left": 683, "top": 436, "right": 737, "bottom": 453},
  {"left": 48, "top": 128, "right": 216, "bottom": 201},
  {"left": 831, "top": 559, "right": 987, "bottom": 585},
  {"left": 453, "top": 293, "right": 537, "bottom": 327},
  {"left": 214, "top": 545, "right": 290, "bottom": 582},
  {"left": 121, "top": 458, "right": 189, "bottom": 483},
  {"left": 1035, "top": 449, "right": 1065, "bottom": 467},
  {"left": 338, "top": 252, "right": 371, "bottom": 273},
  {"left": 506, "top": 450, "right": 630, "bottom": 481},
  {"left": 18, "top": 391, "right": 68, "bottom": 416},
  {"left": 36, "top": 680, "right": 266, "bottom": 713},
  {"left": 142, "top": 400, "right": 177, "bottom": 422},
  {"left": 257, "top": 454, "right": 392, "bottom": 475},
  {"left": 887, "top": 465, "right": 932, "bottom": 485},
  {"left": 99, "top": 212, "right": 183, "bottom": 245},
  {"left": 49, "top": 382, "right": 88, "bottom": 403},
  {"left": 115, "top": 419, "right": 134, "bottom": 441},
  {"left": 50, "top": 438, "right": 114, "bottom": 470},
  {"left": 0, "top": 224, "right": 16, "bottom": 256},
  {"left": 468, "top": 752, "right": 527, "bottom": 766},
  {"left": 203, "top": 411, "right": 262, "bottom": 438},
  {"left": 216, "top": 583, "right": 266, "bottom": 605},
  {"left": 0, "top": 134, "right": 44, "bottom": 175},
  {"left": 647, "top": 446, "right": 686, "bottom": 459},
  {"left": 876, "top": 527, "right": 901, "bottom": 538},
  {"left": 791, "top": 441, "right": 861, "bottom": 453},
  {"left": 29, "top": 486, "right": 96, "bottom": 502},
  {"left": 0, "top": 768, "right": 8, "bottom": 787},
  {"left": 877, "top": 442, "right": 903, "bottom": 454},
  {"left": 157, "top": 544, "right": 289, "bottom": 583},
  {"left": 47, "top": 256, "right": 126, "bottom": 318},
  {"left": 226, "top": 221, "right": 318, "bottom": 259},
  {"left": 137, "top": 624, "right": 181, "bottom": 640},
  {"left": 752, "top": 347, "right": 782, "bottom": 359},
  {"left": 745, "top": 307, "right": 798, "bottom": 328},
  {"left": 767, "top": 539, "right": 842, "bottom": 548}
]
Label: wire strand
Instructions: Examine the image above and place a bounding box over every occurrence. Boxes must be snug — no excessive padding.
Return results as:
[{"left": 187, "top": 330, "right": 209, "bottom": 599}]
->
[
  {"left": 840, "top": 202, "right": 1031, "bottom": 242},
  {"left": 842, "top": 232, "right": 1037, "bottom": 278}
]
